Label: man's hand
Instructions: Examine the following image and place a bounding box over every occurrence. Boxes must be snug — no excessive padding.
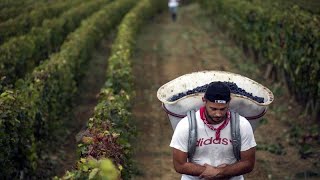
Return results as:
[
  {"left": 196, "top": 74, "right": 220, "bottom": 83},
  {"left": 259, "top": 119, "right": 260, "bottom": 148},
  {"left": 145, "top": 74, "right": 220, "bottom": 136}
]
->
[
  {"left": 199, "top": 163, "right": 220, "bottom": 179},
  {"left": 199, "top": 164, "right": 229, "bottom": 180}
]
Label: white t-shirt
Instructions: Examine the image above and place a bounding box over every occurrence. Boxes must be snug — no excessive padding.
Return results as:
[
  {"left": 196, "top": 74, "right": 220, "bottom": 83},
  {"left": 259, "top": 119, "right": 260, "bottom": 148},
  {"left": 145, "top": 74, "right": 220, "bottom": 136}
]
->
[
  {"left": 168, "top": 0, "right": 179, "bottom": 7},
  {"left": 170, "top": 110, "right": 257, "bottom": 180}
]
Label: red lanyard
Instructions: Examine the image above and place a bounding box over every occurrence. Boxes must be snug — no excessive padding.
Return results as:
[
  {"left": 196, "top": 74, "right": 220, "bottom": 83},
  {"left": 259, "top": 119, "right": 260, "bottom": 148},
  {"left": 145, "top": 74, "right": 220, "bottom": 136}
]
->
[{"left": 200, "top": 106, "right": 230, "bottom": 140}]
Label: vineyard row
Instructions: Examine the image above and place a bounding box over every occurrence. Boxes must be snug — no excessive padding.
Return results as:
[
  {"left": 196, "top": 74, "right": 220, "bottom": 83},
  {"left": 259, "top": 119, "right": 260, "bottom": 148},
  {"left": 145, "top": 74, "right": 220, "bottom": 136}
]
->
[
  {"left": 0, "top": 0, "right": 85, "bottom": 44},
  {"left": 0, "top": 0, "right": 112, "bottom": 93},
  {"left": 59, "top": 0, "right": 167, "bottom": 178},
  {"left": 0, "top": 0, "right": 136, "bottom": 178},
  {"left": 199, "top": 0, "right": 320, "bottom": 119}
]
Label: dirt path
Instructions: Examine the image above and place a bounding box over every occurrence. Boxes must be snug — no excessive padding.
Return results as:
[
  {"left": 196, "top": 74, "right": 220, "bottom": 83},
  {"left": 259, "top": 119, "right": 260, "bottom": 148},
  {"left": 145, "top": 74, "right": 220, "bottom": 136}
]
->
[{"left": 131, "top": 3, "right": 319, "bottom": 180}]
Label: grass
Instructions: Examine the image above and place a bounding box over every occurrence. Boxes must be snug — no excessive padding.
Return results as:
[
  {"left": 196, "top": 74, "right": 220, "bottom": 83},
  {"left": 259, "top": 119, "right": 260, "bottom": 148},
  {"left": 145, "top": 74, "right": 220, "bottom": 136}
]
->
[{"left": 278, "top": 0, "right": 320, "bottom": 13}]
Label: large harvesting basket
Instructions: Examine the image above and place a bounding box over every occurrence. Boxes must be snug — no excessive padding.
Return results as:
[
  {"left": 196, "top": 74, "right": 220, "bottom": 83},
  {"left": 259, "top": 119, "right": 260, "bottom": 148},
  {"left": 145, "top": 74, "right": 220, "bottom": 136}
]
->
[{"left": 157, "top": 71, "right": 274, "bottom": 131}]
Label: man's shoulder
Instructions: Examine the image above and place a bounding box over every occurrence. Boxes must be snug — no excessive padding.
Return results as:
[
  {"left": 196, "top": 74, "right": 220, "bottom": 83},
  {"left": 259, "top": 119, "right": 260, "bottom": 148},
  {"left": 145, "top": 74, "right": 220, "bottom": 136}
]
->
[
  {"left": 175, "top": 110, "right": 201, "bottom": 130},
  {"left": 175, "top": 116, "right": 190, "bottom": 129}
]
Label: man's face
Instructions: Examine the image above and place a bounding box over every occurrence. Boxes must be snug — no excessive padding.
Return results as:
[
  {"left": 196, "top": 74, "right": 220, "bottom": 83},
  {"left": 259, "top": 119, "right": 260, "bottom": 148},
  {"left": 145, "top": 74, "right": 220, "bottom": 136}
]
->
[{"left": 204, "top": 98, "right": 229, "bottom": 123}]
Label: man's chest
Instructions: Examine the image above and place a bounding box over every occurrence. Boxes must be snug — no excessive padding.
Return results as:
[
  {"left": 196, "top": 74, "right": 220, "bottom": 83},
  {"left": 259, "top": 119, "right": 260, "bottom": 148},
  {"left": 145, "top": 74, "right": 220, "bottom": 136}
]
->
[{"left": 195, "top": 125, "right": 233, "bottom": 152}]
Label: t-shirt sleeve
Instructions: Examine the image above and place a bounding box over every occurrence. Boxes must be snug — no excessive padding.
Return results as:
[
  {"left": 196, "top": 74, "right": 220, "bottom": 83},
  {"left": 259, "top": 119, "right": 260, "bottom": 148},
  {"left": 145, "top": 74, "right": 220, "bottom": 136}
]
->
[
  {"left": 169, "top": 117, "right": 189, "bottom": 153},
  {"left": 239, "top": 116, "right": 257, "bottom": 151}
]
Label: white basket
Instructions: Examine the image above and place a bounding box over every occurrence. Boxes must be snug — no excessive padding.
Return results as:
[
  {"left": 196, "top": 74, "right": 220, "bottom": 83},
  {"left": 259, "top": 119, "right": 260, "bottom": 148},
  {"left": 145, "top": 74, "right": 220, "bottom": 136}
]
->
[{"left": 157, "top": 71, "right": 274, "bottom": 131}]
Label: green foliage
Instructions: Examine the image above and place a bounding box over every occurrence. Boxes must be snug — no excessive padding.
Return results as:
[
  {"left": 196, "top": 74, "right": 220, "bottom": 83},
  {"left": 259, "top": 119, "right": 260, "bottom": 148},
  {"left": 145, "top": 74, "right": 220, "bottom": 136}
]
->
[
  {"left": 289, "top": 124, "right": 319, "bottom": 158},
  {"left": 0, "top": 0, "right": 84, "bottom": 44},
  {"left": 56, "top": 158, "right": 120, "bottom": 180},
  {"left": 87, "top": 90, "right": 135, "bottom": 179},
  {"left": 258, "top": 117, "right": 268, "bottom": 125},
  {"left": 270, "top": 83, "right": 285, "bottom": 97},
  {"left": 199, "top": 0, "right": 320, "bottom": 117},
  {"left": 257, "top": 143, "right": 287, "bottom": 155},
  {"left": 0, "top": 0, "right": 111, "bottom": 92},
  {"left": 0, "top": 0, "right": 135, "bottom": 178},
  {"left": 0, "top": 0, "right": 45, "bottom": 22},
  {"left": 106, "top": 0, "right": 165, "bottom": 94},
  {"left": 61, "top": 0, "right": 167, "bottom": 179},
  {"left": 250, "top": 0, "right": 320, "bottom": 14},
  {"left": 0, "top": 90, "right": 37, "bottom": 177}
]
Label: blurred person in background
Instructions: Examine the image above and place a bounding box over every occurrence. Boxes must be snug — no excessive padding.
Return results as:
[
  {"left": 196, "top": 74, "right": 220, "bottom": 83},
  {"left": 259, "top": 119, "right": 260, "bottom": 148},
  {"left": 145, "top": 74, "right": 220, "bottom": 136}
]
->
[{"left": 168, "top": 0, "right": 179, "bottom": 21}]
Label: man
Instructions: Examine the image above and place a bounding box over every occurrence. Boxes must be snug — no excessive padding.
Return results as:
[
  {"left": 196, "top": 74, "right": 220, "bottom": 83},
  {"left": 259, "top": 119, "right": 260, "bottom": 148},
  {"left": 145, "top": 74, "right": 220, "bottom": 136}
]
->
[
  {"left": 168, "top": 0, "right": 179, "bottom": 21},
  {"left": 170, "top": 81, "right": 256, "bottom": 180}
]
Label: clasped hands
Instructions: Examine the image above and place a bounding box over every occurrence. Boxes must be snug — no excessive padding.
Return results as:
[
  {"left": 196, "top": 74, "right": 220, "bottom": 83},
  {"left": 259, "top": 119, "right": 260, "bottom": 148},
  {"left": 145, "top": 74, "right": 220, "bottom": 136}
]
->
[{"left": 199, "top": 163, "right": 228, "bottom": 180}]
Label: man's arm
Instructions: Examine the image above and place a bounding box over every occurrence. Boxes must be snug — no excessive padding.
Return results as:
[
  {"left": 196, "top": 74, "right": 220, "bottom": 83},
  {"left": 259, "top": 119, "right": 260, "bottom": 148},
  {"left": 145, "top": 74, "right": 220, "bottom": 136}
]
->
[
  {"left": 172, "top": 148, "right": 206, "bottom": 176},
  {"left": 200, "top": 147, "right": 256, "bottom": 179}
]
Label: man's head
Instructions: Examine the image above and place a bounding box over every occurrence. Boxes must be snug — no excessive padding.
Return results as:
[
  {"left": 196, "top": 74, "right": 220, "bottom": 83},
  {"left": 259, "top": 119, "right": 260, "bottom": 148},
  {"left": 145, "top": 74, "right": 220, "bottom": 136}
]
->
[
  {"left": 204, "top": 81, "right": 231, "bottom": 103},
  {"left": 203, "top": 81, "right": 231, "bottom": 123}
]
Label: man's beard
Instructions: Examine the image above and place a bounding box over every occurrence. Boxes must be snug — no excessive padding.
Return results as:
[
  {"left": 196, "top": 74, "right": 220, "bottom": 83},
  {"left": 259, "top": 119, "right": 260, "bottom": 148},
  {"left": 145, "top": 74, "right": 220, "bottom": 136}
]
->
[{"left": 205, "top": 109, "right": 227, "bottom": 123}]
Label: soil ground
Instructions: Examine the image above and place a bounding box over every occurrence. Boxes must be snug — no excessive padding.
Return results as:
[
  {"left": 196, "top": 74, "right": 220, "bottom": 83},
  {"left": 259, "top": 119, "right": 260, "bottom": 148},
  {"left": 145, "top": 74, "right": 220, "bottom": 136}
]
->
[{"left": 131, "top": 3, "right": 320, "bottom": 180}]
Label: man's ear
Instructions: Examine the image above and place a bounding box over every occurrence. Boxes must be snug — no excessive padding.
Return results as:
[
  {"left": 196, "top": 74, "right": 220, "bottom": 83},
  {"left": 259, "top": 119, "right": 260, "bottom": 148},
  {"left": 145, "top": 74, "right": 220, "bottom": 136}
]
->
[{"left": 202, "top": 97, "right": 206, "bottom": 102}]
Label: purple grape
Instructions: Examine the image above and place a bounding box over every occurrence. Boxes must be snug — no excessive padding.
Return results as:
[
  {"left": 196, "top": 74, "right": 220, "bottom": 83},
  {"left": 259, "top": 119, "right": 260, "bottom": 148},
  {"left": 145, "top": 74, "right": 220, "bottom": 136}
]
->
[{"left": 168, "top": 81, "right": 264, "bottom": 103}]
